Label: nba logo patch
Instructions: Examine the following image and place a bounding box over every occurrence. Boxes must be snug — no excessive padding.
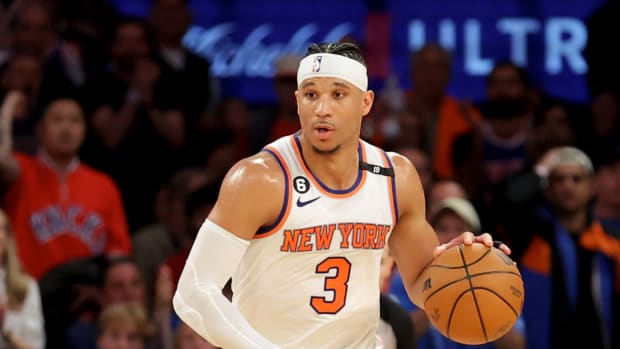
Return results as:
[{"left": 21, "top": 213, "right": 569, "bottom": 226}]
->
[{"left": 311, "top": 56, "right": 322, "bottom": 72}]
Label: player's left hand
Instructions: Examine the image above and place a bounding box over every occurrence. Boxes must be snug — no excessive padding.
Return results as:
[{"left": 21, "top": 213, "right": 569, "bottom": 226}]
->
[{"left": 433, "top": 232, "right": 511, "bottom": 258}]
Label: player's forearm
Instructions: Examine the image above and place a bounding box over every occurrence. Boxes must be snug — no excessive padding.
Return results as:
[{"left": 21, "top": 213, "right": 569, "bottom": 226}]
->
[
  {"left": 407, "top": 263, "right": 432, "bottom": 309},
  {"left": 172, "top": 219, "right": 278, "bottom": 349},
  {"left": 173, "top": 284, "right": 277, "bottom": 349}
]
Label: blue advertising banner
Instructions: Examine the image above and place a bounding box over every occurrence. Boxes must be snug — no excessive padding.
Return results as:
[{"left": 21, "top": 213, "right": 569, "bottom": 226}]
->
[{"left": 111, "top": 0, "right": 606, "bottom": 105}]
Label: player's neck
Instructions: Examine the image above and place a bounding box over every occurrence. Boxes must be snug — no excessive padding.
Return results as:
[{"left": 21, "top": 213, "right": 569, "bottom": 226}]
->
[{"left": 301, "top": 141, "right": 359, "bottom": 190}]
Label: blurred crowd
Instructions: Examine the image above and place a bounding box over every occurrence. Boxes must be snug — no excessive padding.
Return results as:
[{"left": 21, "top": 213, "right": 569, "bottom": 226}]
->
[{"left": 0, "top": 0, "right": 619, "bottom": 348}]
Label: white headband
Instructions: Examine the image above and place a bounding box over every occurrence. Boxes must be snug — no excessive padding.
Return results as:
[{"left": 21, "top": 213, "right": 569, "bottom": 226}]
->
[{"left": 297, "top": 53, "right": 368, "bottom": 91}]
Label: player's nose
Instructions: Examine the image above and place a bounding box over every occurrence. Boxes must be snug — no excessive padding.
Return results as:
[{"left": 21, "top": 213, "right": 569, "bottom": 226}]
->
[{"left": 315, "top": 96, "right": 333, "bottom": 117}]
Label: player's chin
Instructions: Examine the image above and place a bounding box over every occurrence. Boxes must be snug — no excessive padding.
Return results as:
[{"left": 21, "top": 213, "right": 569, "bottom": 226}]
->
[{"left": 310, "top": 142, "right": 341, "bottom": 155}]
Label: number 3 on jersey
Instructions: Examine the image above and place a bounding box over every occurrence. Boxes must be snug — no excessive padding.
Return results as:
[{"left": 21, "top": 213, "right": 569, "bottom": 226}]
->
[{"left": 310, "top": 257, "right": 351, "bottom": 314}]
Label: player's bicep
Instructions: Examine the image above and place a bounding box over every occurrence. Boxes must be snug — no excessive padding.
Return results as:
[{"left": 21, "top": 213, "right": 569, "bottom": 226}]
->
[
  {"left": 387, "top": 152, "right": 439, "bottom": 307},
  {"left": 207, "top": 153, "right": 285, "bottom": 241}
]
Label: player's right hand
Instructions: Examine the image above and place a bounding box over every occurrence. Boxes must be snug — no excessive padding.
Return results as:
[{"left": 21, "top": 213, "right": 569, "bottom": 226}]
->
[{"left": 433, "top": 231, "right": 512, "bottom": 258}]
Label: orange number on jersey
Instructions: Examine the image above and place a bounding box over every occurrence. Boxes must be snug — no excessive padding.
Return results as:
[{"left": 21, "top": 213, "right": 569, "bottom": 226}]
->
[{"left": 310, "top": 257, "right": 351, "bottom": 314}]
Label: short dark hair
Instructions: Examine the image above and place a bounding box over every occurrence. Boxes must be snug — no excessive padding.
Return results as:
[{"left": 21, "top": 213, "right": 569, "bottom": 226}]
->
[{"left": 305, "top": 42, "right": 366, "bottom": 66}]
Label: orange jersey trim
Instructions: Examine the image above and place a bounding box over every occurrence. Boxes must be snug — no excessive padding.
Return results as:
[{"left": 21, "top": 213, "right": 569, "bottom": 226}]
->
[
  {"left": 379, "top": 151, "right": 399, "bottom": 226},
  {"left": 255, "top": 146, "right": 293, "bottom": 239}
]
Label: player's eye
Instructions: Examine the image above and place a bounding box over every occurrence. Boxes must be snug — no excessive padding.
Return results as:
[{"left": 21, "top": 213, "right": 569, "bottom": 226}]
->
[
  {"left": 305, "top": 91, "right": 317, "bottom": 99},
  {"left": 333, "top": 91, "right": 345, "bottom": 99}
]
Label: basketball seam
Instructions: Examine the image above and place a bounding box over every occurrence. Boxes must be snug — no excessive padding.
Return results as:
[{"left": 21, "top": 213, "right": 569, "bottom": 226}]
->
[
  {"left": 423, "top": 271, "right": 521, "bottom": 305},
  {"left": 446, "top": 288, "right": 478, "bottom": 338},
  {"left": 448, "top": 245, "right": 488, "bottom": 342},
  {"left": 470, "top": 287, "right": 521, "bottom": 317},
  {"left": 425, "top": 246, "right": 523, "bottom": 344}
]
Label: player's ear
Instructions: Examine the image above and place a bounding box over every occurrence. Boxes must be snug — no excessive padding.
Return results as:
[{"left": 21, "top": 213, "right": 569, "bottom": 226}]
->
[
  {"left": 361, "top": 90, "right": 374, "bottom": 117},
  {"left": 295, "top": 90, "right": 301, "bottom": 115}
]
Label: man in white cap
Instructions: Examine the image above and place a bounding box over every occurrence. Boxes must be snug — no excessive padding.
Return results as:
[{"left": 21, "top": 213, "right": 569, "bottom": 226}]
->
[
  {"left": 430, "top": 197, "right": 481, "bottom": 241},
  {"left": 172, "top": 42, "right": 509, "bottom": 348},
  {"left": 520, "top": 146, "right": 619, "bottom": 349}
]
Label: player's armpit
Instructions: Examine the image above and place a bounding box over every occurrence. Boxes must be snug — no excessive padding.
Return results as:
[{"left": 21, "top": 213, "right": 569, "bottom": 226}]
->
[{"left": 173, "top": 219, "right": 279, "bottom": 349}]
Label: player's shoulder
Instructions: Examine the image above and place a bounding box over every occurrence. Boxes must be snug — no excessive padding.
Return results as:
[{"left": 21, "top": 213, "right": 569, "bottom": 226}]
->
[
  {"left": 358, "top": 141, "right": 417, "bottom": 178},
  {"left": 220, "top": 151, "right": 286, "bottom": 193},
  {"left": 385, "top": 151, "right": 416, "bottom": 177},
  {"left": 384, "top": 150, "right": 424, "bottom": 202}
]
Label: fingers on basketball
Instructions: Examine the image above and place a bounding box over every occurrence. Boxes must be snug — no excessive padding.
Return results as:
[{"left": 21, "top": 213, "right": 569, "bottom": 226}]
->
[{"left": 421, "top": 243, "right": 524, "bottom": 345}]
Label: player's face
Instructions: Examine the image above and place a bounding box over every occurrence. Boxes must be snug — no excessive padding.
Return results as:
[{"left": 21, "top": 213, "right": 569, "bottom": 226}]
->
[
  {"left": 295, "top": 77, "right": 374, "bottom": 154},
  {"left": 39, "top": 99, "right": 85, "bottom": 156},
  {"left": 544, "top": 164, "right": 593, "bottom": 214}
]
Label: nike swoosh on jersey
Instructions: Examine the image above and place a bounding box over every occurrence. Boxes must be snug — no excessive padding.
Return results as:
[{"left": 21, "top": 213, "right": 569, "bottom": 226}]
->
[{"left": 296, "top": 196, "right": 321, "bottom": 207}]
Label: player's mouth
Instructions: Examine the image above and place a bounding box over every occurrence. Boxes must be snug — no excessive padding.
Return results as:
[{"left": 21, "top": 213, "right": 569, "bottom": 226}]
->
[{"left": 313, "top": 123, "right": 335, "bottom": 140}]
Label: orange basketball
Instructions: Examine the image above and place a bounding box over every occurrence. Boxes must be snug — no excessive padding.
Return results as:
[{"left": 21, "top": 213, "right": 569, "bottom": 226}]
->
[{"left": 421, "top": 243, "right": 524, "bottom": 345}]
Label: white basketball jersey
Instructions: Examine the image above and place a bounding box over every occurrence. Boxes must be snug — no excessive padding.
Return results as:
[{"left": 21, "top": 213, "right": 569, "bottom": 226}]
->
[{"left": 232, "top": 134, "right": 398, "bottom": 349}]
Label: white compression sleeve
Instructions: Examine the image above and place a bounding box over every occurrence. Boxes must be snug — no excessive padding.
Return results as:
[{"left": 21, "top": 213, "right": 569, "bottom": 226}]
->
[{"left": 173, "top": 219, "right": 278, "bottom": 349}]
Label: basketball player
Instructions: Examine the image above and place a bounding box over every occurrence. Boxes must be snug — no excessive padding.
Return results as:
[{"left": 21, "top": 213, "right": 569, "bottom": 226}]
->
[{"left": 173, "top": 42, "right": 509, "bottom": 348}]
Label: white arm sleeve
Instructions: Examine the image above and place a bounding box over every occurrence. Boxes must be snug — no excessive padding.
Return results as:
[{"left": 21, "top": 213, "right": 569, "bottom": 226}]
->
[{"left": 172, "top": 219, "right": 278, "bottom": 349}]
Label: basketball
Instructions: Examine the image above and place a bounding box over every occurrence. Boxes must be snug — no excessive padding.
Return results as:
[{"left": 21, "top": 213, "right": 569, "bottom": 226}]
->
[{"left": 421, "top": 243, "right": 524, "bottom": 345}]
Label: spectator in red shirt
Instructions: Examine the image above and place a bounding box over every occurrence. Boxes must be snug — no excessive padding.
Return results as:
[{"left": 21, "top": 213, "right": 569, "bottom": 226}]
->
[
  {"left": 0, "top": 91, "right": 131, "bottom": 279},
  {"left": 0, "top": 91, "right": 131, "bottom": 349}
]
